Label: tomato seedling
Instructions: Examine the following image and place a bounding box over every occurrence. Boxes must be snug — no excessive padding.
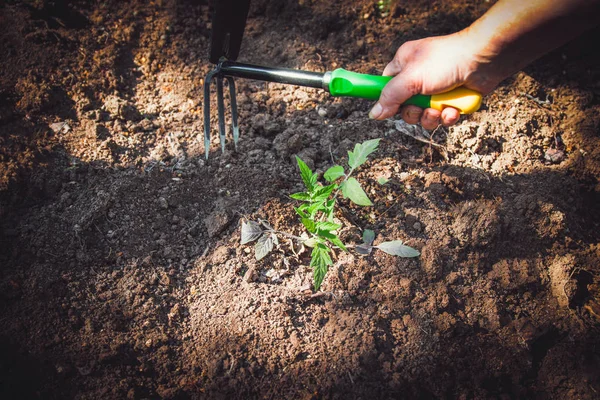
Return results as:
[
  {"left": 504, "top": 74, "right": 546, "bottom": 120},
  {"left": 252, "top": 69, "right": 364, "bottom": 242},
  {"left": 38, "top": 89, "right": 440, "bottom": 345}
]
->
[{"left": 241, "top": 138, "right": 419, "bottom": 290}]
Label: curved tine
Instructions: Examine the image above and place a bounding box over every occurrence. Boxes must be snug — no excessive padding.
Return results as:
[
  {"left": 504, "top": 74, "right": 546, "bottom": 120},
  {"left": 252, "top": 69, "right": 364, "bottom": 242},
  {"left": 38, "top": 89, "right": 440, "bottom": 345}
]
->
[
  {"left": 203, "top": 69, "right": 218, "bottom": 160},
  {"left": 225, "top": 76, "right": 239, "bottom": 149},
  {"left": 216, "top": 76, "right": 226, "bottom": 153}
]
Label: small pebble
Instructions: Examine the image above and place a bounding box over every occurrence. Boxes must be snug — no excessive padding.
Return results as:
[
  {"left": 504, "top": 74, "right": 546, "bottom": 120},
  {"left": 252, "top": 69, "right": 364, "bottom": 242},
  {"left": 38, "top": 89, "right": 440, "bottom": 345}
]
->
[{"left": 158, "top": 197, "right": 168, "bottom": 209}]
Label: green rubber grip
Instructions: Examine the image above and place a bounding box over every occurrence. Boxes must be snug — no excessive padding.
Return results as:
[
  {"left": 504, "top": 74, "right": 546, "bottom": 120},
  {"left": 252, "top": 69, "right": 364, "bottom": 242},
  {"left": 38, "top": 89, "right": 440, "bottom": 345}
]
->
[
  {"left": 328, "top": 68, "right": 484, "bottom": 115},
  {"left": 329, "top": 69, "right": 430, "bottom": 108}
]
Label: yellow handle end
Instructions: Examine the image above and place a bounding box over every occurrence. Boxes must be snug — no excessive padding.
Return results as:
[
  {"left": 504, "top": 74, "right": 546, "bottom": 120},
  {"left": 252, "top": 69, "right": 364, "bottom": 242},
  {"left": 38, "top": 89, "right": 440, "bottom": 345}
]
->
[{"left": 430, "top": 87, "right": 482, "bottom": 114}]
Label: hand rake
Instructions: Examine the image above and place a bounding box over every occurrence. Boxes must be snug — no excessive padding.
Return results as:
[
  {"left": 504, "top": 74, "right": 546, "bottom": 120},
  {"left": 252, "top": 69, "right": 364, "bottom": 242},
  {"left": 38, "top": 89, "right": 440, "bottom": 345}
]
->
[{"left": 203, "top": 1, "right": 482, "bottom": 159}]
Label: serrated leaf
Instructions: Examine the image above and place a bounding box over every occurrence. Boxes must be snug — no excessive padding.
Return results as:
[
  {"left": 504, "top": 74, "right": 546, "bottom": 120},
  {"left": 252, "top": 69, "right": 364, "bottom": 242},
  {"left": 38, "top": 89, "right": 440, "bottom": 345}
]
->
[
  {"left": 241, "top": 220, "right": 263, "bottom": 245},
  {"left": 255, "top": 233, "right": 274, "bottom": 260},
  {"left": 307, "top": 201, "right": 327, "bottom": 218},
  {"left": 340, "top": 177, "right": 372, "bottom": 206},
  {"left": 301, "top": 218, "right": 316, "bottom": 234},
  {"left": 290, "top": 192, "right": 311, "bottom": 201},
  {"left": 324, "top": 165, "right": 345, "bottom": 182},
  {"left": 355, "top": 244, "right": 373, "bottom": 255},
  {"left": 311, "top": 244, "right": 332, "bottom": 290},
  {"left": 312, "top": 184, "right": 336, "bottom": 202},
  {"left": 296, "top": 156, "right": 316, "bottom": 191},
  {"left": 316, "top": 221, "right": 341, "bottom": 232},
  {"left": 319, "top": 231, "right": 347, "bottom": 251},
  {"left": 348, "top": 139, "right": 380, "bottom": 169},
  {"left": 294, "top": 206, "right": 308, "bottom": 219},
  {"left": 377, "top": 176, "right": 389, "bottom": 185},
  {"left": 362, "top": 229, "right": 375, "bottom": 245},
  {"left": 375, "top": 241, "right": 420, "bottom": 257},
  {"left": 325, "top": 199, "right": 336, "bottom": 221}
]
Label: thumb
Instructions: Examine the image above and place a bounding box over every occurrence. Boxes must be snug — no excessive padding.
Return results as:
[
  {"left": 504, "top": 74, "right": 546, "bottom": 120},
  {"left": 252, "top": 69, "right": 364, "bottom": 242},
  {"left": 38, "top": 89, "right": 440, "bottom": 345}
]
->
[{"left": 369, "top": 73, "right": 421, "bottom": 120}]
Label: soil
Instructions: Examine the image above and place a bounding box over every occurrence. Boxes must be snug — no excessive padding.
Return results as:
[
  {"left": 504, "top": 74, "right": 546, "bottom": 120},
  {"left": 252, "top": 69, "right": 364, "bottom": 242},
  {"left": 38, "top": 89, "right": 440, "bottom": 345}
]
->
[{"left": 1, "top": 0, "right": 600, "bottom": 399}]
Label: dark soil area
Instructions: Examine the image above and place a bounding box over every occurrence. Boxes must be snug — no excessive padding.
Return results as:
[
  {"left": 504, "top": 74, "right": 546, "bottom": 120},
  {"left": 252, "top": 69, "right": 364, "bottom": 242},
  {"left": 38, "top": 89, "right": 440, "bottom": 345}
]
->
[{"left": 1, "top": 0, "right": 600, "bottom": 398}]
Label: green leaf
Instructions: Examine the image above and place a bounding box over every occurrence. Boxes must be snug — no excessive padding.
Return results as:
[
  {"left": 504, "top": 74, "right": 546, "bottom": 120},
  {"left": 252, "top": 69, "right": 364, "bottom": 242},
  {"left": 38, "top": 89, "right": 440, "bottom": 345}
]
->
[
  {"left": 348, "top": 139, "right": 380, "bottom": 170},
  {"left": 324, "top": 165, "right": 345, "bottom": 182},
  {"left": 316, "top": 221, "right": 341, "bottom": 232},
  {"left": 312, "top": 184, "right": 337, "bottom": 202},
  {"left": 340, "top": 177, "right": 372, "bottom": 206},
  {"left": 375, "top": 241, "right": 420, "bottom": 257},
  {"left": 377, "top": 176, "right": 389, "bottom": 185},
  {"left": 362, "top": 229, "right": 375, "bottom": 245},
  {"left": 241, "top": 220, "right": 263, "bottom": 245},
  {"left": 319, "top": 230, "right": 347, "bottom": 251},
  {"left": 290, "top": 192, "right": 311, "bottom": 201},
  {"left": 325, "top": 199, "right": 336, "bottom": 221},
  {"left": 301, "top": 217, "right": 317, "bottom": 234},
  {"left": 306, "top": 201, "right": 327, "bottom": 218},
  {"left": 294, "top": 206, "right": 308, "bottom": 219},
  {"left": 296, "top": 156, "right": 316, "bottom": 191},
  {"left": 311, "top": 244, "right": 332, "bottom": 290}
]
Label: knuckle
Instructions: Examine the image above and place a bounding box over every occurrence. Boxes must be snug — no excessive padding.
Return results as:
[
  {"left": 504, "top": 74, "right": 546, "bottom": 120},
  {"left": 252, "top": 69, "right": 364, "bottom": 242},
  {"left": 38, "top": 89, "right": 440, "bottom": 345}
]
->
[{"left": 404, "top": 76, "right": 422, "bottom": 96}]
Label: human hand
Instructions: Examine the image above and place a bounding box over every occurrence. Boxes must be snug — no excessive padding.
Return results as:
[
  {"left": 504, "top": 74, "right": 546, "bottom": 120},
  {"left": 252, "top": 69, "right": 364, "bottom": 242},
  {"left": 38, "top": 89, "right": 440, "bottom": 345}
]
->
[{"left": 369, "top": 31, "right": 501, "bottom": 130}]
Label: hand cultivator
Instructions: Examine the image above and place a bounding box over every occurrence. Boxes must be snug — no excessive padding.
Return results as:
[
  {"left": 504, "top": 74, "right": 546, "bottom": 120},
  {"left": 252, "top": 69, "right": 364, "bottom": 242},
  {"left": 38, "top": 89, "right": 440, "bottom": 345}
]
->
[{"left": 203, "top": 0, "right": 482, "bottom": 159}]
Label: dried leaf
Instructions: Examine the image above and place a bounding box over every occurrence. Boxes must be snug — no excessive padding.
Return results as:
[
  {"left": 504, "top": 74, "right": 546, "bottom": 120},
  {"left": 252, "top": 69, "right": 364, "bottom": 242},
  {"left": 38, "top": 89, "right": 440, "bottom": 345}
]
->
[
  {"left": 255, "top": 233, "right": 274, "bottom": 260},
  {"left": 241, "top": 220, "right": 263, "bottom": 245},
  {"left": 304, "top": 237, "right": 319, "bottom": 248}
]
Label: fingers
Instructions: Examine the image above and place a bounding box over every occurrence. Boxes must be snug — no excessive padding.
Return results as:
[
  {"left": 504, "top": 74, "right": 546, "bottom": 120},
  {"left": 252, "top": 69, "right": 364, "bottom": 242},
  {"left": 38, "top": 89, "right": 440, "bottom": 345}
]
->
[
  {"left": 369, "top": 73, "right": 420, "bottom": 120},
  {"left": 441, "top": 107, "right": 460, "bottom": 126},
  {"left": 398, "top": 106, "right": 461, "bottom": 129},
  {"left": 383, "top": 58, "right": 401, "bottom": 77},
  {"left": 383, "top": 41, "right": 416, "bottom": 77},
  {"left": 420, "top": 108, "right": 442, "bottom": 131},
  {"left": 400, "top": 105, "right": 422, "bottom": 125}
]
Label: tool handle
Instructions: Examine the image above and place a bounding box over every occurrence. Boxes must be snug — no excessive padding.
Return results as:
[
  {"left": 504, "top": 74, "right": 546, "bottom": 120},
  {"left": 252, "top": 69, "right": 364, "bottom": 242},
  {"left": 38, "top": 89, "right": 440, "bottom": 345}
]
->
[{"left": 328, "top": 69, "right": 482, "bottom": 114}]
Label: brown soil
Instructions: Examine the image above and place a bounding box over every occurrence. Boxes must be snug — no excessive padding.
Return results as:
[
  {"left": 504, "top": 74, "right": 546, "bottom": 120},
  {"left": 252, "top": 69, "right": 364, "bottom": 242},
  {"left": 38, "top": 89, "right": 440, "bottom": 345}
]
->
[{"left": 1, "top": 0, "right": 600, "bottom": 399}]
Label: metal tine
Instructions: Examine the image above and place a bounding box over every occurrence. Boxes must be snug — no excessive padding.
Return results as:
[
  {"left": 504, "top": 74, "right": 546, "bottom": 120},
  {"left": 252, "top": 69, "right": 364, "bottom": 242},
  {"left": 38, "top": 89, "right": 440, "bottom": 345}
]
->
[
  {"left": 216, "top": 76, "right": 227, "bottom": 153},
  {"left": 225, "top": 76, "right": 239, "bottom": 149},
  {"left": 203, "top": 69, "right": 218, "bottom": 160}
]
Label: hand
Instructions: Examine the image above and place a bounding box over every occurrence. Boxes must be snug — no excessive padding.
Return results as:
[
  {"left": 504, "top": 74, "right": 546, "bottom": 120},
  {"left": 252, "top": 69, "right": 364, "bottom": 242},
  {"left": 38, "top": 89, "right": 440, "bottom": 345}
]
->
[{"left": 369, "top": 31, "right": 501, "bottom": 129}]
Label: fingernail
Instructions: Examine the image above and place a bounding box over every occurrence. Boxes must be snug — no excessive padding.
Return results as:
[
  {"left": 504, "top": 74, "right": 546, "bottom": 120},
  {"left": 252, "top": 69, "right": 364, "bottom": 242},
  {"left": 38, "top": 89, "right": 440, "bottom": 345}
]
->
[
  {"left": 408, "top": 109, "right": 421, "bottom": 118},
  {"left": 425, "top": 114, "right": 439, "bottom": 124},
  {"left": 369, "top": 103, "right": 383, "bottom": 119}
]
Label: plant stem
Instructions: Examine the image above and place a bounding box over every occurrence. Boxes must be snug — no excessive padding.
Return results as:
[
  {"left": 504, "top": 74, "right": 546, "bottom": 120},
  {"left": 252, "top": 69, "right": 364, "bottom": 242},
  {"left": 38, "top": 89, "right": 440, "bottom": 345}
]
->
[
  {"left": 331, "top": 166, "right": 355, "bottom": 202},
  {"left": 269, "top": 229, "right": 304, "bottom": 242}
]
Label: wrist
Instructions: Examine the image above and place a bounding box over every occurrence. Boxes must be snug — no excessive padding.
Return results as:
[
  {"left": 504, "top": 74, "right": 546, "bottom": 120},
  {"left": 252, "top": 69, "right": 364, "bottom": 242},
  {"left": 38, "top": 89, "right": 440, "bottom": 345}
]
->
[{"left": 454, "top": 26, "right": 508, "bottom": 94}]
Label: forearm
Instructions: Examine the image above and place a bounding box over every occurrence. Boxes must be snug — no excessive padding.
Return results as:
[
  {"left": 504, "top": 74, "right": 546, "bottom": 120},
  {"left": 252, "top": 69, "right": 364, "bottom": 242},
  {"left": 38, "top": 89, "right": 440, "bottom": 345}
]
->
[{"left": 464, "top": 0, "right": 600, "bottom": 88}]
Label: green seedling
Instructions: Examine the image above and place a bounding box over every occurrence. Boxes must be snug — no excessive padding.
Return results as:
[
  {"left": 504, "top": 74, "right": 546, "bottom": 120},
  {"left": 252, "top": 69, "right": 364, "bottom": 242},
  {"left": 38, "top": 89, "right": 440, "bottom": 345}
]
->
[{"left": 241, "top": 138, "right": 420, "bottom": 290}]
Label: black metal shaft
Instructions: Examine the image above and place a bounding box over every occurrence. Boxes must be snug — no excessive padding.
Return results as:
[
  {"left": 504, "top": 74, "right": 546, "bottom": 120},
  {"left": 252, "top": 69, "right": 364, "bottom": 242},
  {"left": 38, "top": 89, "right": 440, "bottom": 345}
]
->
[{"left": 220, "top": 61, "right": 325, "bottom": 89}]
